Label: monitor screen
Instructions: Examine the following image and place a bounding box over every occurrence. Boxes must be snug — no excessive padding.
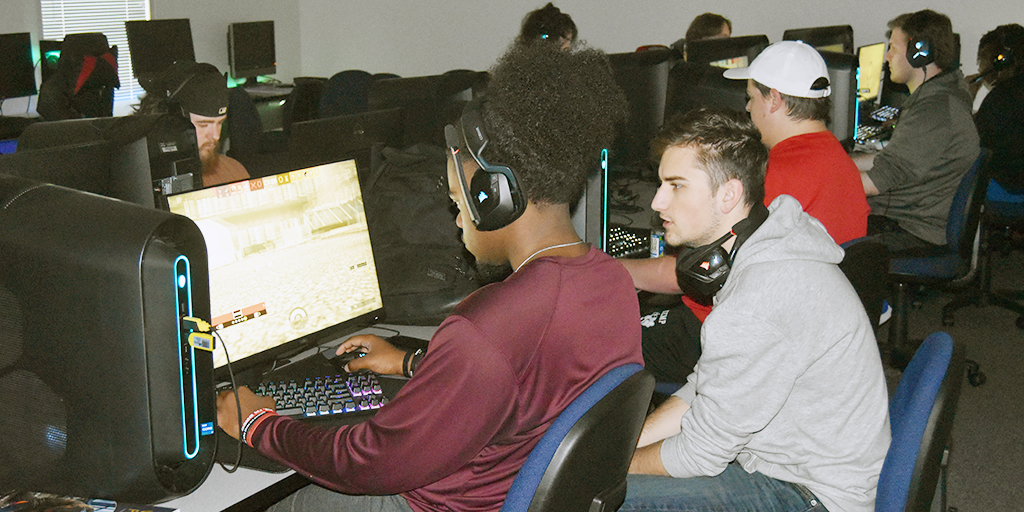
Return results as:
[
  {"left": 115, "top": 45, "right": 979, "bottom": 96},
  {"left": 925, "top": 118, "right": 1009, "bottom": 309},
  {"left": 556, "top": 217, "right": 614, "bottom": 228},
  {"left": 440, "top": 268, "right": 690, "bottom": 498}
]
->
[
  {"left": 228, "top": 21, "right": 276, "bottom": 81},
  {"left": 782, "top": 25, "right": 854, "bottom": 54},
  {"left": 665, "top": 61, "right": 749, "bottom": 122},
  {"left": 685, "top": 35, "right": 769, "bottom": 68},
  {"left": 857, "top": 42, "right": 886, "bottom": 103},
  {"left": 125, "top": 19, "right": 196, "bottom": 81},
  {"left": 0, "top": 32, "right": 37, "bottom": 99},
  {"left": 607, "top": 49, "right": 672, "bottom": 169},
  {"left": 166, "top": 160, "right": 385, "bottom": 372}
]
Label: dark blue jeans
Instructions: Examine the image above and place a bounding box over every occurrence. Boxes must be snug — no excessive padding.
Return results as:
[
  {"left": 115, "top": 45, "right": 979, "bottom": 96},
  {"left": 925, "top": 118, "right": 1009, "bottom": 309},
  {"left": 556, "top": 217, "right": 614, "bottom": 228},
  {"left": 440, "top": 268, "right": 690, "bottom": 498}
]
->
[{"left": 621, "top": 463, "right": 828, "bottom": 512}]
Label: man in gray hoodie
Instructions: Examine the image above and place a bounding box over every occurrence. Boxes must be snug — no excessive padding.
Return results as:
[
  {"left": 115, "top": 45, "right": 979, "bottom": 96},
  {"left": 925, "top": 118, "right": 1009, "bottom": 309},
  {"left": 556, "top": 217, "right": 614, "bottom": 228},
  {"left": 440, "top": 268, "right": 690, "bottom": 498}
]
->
[{"left": 622, "top": 109, "right": 891, "bottom": 512}]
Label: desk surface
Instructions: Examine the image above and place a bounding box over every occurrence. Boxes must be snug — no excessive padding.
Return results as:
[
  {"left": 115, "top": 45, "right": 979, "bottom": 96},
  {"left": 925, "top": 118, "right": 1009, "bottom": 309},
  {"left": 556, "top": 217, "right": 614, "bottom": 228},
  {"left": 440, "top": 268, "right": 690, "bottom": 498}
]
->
[{"left": 161, "top": 324, "right": 437, "bottom": 512}]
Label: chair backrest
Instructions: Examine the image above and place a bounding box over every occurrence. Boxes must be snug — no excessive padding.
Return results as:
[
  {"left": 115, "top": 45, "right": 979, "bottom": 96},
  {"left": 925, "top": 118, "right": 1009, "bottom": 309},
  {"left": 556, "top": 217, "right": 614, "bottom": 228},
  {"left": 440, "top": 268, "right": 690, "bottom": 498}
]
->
[
  {"left": 876, "top": 332, "right": 965, "bottom": 512},
  {"left": 839, "top": 236, "right": 890, "bottom": 331},
  {"left": 318, "top": 70, "right": 375, "bottom": 119},
  {"left": 281, "top": 77, "right": 327, "bottom": 136},
  {"left": 501, "top": 363, "right": 655, "bottom": 512},
  {"left": 947, "top": 149, "right": 991, "bottom": 259},
  {"left": 226, "top": 87, "right": 264, "bottom": 156}
]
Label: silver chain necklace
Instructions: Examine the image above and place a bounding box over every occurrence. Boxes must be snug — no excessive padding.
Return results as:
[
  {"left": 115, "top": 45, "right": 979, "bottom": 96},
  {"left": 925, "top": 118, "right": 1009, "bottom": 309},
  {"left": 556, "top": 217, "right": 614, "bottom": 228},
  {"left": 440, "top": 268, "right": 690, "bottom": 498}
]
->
[{"left": 514, "top": 240, "right": 585, "bottom": 273}]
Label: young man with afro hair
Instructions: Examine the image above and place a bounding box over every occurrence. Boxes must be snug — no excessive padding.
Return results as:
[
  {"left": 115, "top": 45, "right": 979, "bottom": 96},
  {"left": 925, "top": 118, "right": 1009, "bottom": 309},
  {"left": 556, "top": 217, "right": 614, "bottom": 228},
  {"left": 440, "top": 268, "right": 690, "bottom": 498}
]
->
[{"left": 216, "top": 42, "right": 640, "bottom": 512}]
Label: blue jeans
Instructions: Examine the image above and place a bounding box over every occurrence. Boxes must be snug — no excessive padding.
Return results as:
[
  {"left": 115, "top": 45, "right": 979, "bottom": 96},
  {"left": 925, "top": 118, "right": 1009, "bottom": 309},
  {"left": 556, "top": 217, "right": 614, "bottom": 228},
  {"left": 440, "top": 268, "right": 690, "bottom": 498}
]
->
[{"left": 621, "top": 463, "right": 827, "bottom": 512}]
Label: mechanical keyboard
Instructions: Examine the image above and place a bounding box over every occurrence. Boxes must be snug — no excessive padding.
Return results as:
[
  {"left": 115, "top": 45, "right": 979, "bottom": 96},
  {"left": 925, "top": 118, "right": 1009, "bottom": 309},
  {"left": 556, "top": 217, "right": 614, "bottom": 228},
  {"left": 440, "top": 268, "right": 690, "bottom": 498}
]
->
[
  {"left": 856, "top": 105, "right": 901, "bottom": 143},
  {"left": 254, "top": 370, "right": 388, "bottom": 419},
  {"left": 606, "top": 226, "right": 650, "bottom": 259}
]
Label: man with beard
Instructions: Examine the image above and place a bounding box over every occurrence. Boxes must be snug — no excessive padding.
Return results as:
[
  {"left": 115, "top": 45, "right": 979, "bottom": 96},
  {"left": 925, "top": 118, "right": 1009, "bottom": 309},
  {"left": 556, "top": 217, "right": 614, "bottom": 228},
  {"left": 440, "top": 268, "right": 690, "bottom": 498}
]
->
[{"left": 133, "top": 62, "right": 249, "bottom": 187}]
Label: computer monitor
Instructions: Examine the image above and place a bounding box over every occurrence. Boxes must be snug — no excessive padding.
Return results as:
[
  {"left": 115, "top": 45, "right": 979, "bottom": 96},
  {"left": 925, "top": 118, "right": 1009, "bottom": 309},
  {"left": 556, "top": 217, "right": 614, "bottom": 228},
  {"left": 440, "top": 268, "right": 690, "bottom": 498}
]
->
[
  {"left": 227, "top": 20, "right": 276, "bottom": 82},
  {"left": 819, "top": 51, "right": 859, "bottom": 149},
  {"left": 685, "top": 35, "right": 770, "bottom": 69},
  {"left": 570, "top": 149, "right": 609, "bottom": 250},
  {"left": 12, "top": 115, "right": 202, "bottom": 208},
  {"left": 287, "top": 107, "right": 404, "bottom": 183},
  {"left": 665, "top": 61, "right": 749, "bottom": 122},
  {"left": 165, "top": 160, "right": 386, "bottom": 377},
  {"left": 125, "top": 19, "right": 196, "bottom": 82},
  {"left": 857, "top": 42, "right": 886, "bottom": 103},
  {"left": 607, "top": 48, "right": 672, "bottom": 169},
  {"left": 783, "top": 25, "right": 855, "bottom": 54},
  {"left": 0, "top": 32, "right": 37, "bottom": 99}
]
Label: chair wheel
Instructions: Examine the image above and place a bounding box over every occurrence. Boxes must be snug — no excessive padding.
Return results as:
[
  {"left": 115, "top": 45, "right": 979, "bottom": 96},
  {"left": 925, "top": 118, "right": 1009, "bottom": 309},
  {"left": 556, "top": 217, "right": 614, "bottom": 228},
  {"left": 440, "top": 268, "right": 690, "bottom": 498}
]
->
[{"left": 966, "top": 359, "right": 986, "bottom": 387}]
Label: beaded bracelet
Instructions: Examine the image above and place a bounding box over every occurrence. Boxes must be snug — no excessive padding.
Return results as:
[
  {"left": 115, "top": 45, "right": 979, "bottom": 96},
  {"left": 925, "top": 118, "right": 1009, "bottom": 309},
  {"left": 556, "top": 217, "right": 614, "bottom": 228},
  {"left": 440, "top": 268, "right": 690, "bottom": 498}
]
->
[{"left": 240, "top": 408, "right": 276, "bottom": 447}]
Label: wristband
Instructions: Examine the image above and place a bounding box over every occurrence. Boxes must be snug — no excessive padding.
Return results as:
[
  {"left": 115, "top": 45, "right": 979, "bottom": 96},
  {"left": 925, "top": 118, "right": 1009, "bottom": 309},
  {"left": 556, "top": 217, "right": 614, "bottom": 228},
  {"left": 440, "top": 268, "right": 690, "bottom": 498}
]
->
[
  {"left": 402, "top": 350, "right": 414, "bottom": 378},
  {"left": 408, "top": 349, "right": 425, "bottom": 378}
]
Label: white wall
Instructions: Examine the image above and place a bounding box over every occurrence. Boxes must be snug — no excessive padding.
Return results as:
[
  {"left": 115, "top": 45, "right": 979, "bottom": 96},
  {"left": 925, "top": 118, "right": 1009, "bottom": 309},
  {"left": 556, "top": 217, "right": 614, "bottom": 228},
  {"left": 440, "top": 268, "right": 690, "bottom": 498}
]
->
[
  {"left": 293, "top": 0, "right": 1017, "bottom": 79},
  {"left": 2, "top": 0, "right": 1018, "bottom": 98}
]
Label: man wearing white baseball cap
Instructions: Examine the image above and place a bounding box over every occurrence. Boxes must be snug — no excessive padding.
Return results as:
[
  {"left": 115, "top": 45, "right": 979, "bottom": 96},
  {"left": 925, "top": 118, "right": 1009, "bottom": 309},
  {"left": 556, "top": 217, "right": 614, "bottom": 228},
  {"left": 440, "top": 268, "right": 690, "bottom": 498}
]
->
[{"left": 724, "top": 40, "right": 869, "bottom": 245}]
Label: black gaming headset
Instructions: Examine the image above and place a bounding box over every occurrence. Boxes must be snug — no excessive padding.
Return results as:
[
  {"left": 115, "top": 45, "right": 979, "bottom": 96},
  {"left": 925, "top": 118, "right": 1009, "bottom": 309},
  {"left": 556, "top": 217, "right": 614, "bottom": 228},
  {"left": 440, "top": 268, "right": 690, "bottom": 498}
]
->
[
  {"left": 443, "top": 99, "right": 527, "bottom": 231},
  {"left": 907, "top": 36, "right": 934, "bottom": 68},
  {"left": 674, "top": 202, "right": 769, "bottom": 304}
]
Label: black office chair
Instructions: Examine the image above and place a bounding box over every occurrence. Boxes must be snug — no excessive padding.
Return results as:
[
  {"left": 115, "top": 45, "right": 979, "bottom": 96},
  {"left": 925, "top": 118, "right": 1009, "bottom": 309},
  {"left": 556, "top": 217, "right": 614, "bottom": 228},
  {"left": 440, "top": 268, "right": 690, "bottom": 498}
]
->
[
  {"left": 876, "top": 331, "right": 965, "bottom": 512},
  {"left": 887, "top": 150, "right": 989, "bottom": 370},
  {"left": 500, "top": 363, "right": 655, "bottom": 512},
  {"left": 318, "top": 70, "right": 375, "bottom": 119},
  {"left": 839, "top": 236, "right": 890, "bottom": 332},
  {"left": 280, "top": 76, "right": 327, "bottom": 137},
  {"left": 36, "top": 33, "right": 119, "bottom": 121}
]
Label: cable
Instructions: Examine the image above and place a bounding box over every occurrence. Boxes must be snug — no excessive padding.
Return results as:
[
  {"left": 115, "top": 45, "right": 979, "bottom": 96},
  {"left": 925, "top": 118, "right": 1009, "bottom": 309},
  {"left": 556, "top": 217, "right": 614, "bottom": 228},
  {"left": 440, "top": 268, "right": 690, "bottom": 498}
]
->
[{"left": 212, "top": 328, "right": 244, "bottom": 474}]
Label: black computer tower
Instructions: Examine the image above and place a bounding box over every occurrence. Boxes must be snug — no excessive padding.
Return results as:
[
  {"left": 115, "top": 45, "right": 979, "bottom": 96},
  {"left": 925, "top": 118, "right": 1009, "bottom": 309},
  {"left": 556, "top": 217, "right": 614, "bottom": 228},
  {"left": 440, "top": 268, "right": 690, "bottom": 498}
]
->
[{"left": 0, "top": 176, "right": 215, "bottom": 503}]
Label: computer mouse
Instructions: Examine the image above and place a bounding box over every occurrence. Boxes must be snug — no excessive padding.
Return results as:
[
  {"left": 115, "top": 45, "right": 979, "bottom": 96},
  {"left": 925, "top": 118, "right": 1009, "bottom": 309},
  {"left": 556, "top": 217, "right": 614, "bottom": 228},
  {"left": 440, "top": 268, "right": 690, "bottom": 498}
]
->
[{"left": 331, "top": 349, "right": 366, "bottom": 371}]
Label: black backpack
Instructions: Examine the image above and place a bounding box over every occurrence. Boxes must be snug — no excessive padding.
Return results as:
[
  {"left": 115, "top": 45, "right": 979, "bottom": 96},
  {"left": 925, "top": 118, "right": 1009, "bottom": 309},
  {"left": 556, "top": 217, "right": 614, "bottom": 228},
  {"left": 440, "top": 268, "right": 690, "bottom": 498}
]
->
[{"left": 364, "top": 144, "right": 481, "bottom": 325}]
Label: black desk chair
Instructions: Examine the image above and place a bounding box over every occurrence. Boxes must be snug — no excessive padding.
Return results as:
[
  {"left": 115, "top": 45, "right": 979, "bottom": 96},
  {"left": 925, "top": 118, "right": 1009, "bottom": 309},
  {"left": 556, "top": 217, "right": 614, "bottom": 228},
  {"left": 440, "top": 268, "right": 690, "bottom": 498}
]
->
[
  {"left": 500, "top": 363, "right": 654, "bottom": 512},
  {"left": 887, "top": 150, "right": 989, "bottom": 370},
  {"left": 876, "top": 331, "right": 965, "bottom": 512}
]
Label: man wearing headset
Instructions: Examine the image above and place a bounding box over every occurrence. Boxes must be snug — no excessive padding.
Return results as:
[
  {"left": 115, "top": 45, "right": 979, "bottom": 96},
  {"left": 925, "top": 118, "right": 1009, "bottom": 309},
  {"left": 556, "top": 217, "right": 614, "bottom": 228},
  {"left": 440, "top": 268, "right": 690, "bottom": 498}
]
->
[
  {"left": 621, "top": 109, "right": 890, "bottom": 512},
  {"left": 969, "top": 24, "right": 1024, "bottom": 196},
  {"left": 854, "top": 10, "right": 979, "bottom": 254},
  {"left": 216, "top": 43, "right": 641, "bottom": 512}
]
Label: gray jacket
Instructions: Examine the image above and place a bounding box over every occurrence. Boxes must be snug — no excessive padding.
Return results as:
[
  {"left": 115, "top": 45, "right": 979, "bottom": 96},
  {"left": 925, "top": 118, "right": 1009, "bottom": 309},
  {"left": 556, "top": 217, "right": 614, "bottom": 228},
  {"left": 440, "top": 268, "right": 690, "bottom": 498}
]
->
[
  {"left": 663, "top": 195, "right": 891, "bottom": 512},
  {"left": 866, "top": 69, "right": 980, "bottom": 245}
]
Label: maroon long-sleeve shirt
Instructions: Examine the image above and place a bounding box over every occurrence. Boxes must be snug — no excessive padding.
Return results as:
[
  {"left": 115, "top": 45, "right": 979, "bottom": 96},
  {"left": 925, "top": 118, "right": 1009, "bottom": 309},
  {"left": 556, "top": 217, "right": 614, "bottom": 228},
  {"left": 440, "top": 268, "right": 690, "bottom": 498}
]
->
[{"left": 248, "top": 247, "right": 643, "bottom": 511}]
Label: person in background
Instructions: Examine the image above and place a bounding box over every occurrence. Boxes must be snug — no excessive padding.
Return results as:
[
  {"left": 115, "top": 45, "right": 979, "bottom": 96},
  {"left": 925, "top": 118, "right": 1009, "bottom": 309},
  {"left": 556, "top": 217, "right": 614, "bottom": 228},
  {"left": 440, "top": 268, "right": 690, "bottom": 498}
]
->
[
  {"left": 621, "top": 108, "right": 889, "bottom": 512},
  {"left": 853, "top": 9, "right": 979, "bottom": 255},
  {"left": 134, "top": 62, "right": 249, "bottom": 188},
  {"left": 968, "top": 24, "right": 1024, "bottom": 195},
  {"left": 517, "top": 2, "right": 577, "bottom": 50},
  {"left": 686, "top": 12, "right": 732, "bottom": 41},
  {"left": 216, "top": 42, "right": 637, "bottom": 512},
  {"left": 725, "top": 40, "right": 870, "bottom": 245}
]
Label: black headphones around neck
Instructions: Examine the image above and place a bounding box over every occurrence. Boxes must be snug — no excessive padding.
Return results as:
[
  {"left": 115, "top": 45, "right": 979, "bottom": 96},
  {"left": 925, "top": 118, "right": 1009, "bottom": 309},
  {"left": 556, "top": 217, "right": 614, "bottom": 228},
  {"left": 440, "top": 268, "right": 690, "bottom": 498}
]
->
[
  {"left": 675, "top": 202, "right": 769, "bottom": 305},
  {"left": 444, "top": 99, "right": 527, "bottom": 231}
]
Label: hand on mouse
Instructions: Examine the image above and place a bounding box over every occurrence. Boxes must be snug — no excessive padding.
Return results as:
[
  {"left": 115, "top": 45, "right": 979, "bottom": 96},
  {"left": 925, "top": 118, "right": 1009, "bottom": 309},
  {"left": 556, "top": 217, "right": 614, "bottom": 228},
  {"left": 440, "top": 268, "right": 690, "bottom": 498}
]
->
[{"left": 336, "top": 334, "right": 406, "bottom": 375}]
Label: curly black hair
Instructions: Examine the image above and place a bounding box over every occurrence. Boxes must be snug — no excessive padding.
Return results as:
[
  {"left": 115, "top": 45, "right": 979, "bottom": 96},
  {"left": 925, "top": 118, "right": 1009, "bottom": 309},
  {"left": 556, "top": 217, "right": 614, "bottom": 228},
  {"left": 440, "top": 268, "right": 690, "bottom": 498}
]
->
[{"left": 478, "top": 43, "right": 627, "bottom": 206}]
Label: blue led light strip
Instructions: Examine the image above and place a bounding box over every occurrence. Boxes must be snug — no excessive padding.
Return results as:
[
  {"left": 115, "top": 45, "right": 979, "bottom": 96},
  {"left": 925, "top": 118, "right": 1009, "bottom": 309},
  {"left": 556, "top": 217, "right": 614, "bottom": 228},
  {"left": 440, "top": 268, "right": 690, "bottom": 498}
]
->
[{"left": 174, "top": 255, "right": 200, "bottom": 460}]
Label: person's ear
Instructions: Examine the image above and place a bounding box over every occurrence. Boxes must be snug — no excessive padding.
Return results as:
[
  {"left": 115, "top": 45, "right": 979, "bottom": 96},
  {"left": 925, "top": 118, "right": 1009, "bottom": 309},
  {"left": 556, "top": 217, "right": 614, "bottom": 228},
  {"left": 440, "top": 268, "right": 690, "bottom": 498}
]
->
[
  {"left": 768, "top": 88, "right": 786, "bottom": 114},
  {"left": 718, "top": 178, "right": 745, "bottom": 215}
]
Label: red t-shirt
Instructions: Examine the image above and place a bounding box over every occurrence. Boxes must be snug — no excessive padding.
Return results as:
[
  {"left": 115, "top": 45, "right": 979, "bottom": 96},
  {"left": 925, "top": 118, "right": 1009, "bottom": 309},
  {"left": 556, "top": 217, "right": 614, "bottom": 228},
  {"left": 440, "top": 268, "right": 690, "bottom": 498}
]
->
[{"left": 763, "top": 131, "right": 869, "bottom": 245}]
